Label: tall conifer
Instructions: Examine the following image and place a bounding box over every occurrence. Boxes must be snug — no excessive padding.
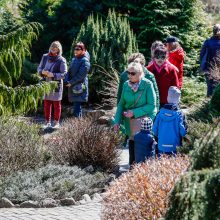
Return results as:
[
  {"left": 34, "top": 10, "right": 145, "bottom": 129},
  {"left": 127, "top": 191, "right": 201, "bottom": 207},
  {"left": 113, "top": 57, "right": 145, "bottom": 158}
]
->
[
  {"left": 74, "top": 10, "right": 138, "bottom": 101},
  {"left": 0, "top": 22, "right": 57, "bottom": 114}
]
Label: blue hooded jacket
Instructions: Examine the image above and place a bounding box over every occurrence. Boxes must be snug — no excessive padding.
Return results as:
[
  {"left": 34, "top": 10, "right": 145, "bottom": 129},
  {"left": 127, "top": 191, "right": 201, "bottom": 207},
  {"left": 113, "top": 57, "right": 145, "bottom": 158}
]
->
[{"left": 153, "top": 104, "right": 187, "bottom": 153}]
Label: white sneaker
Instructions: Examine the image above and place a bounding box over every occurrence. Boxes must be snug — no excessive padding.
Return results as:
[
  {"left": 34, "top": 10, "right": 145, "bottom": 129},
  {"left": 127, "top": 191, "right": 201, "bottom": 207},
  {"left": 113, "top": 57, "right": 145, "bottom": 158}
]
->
[
  {"left": 53, "top": 121, "right": 60, "bottom": 129},
  {"left": 42, "top": 122, "right": 52, "bottom": 129}
]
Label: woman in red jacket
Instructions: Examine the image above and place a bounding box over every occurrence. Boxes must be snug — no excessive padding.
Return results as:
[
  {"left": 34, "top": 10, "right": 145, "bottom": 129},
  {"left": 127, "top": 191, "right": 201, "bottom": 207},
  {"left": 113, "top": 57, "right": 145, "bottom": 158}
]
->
[
  {"left": 147, "top": 46, "right": 179, "bottom": 108},
  {"left": 165, "top": 36, "right": 185, "bottom": 88}
]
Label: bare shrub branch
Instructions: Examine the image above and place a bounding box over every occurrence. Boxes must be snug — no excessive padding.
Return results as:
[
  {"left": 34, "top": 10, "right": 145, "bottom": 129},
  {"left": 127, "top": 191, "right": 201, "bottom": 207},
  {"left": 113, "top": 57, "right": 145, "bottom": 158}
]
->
[
  {"left": 46, "top": 118, "right": 122, "bottom": 172},
  {"left": 102, "top": 155, "right": 190, "bottom": 219}
]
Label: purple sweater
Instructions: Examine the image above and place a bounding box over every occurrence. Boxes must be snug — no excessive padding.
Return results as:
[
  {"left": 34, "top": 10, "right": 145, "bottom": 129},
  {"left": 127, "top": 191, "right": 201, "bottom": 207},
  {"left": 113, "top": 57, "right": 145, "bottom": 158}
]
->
[{"left": 38, "top": 54, "right": 67, "bottom": 101}]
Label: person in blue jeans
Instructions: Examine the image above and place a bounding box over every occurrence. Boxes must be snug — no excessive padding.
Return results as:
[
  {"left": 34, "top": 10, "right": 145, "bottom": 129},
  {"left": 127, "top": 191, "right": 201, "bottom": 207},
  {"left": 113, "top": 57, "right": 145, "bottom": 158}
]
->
[
  {"left": 153, "top": 86, "right": 187, "bottom": 155},
  {"left": 134, "top": 117, "right": 154, "bottom": 163},
  {"left": 65, "top": 42, "right": 90, "bottom": 117}
]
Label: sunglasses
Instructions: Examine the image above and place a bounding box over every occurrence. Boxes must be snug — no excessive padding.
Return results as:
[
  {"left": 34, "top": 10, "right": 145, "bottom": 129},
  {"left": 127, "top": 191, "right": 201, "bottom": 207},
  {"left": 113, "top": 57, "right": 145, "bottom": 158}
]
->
[
  {"left": 127, "top": 71, "right": 136, "bottom": 76},
  {"left": 154, "top": 55, "right": 166, "bottom": 60},
  {"left": 74, "top": 48, "right": 82, "bottom": 51}
]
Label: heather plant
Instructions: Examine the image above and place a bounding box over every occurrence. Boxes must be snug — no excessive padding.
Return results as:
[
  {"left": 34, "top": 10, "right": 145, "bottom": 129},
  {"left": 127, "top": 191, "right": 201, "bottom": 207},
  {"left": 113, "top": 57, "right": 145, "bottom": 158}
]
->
[
  {"left": 165, "top": 169, "right": 220, "bottom": 220},
  {"left": 0, "top": 164, "right": 109, "bottom": 203},
  {"left": 102, "top": 155, "right": 189, "bottom": 220},
  {"left": 46, "top": 118, "right": 122, "bottom": 172},
  {"left": 0, "top": 117, "right": 45, "bottom": 176}
]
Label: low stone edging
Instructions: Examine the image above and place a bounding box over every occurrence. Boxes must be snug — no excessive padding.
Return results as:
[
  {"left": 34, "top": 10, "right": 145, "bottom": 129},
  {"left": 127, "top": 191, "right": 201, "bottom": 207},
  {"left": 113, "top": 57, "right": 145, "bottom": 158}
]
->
[{"left": 0, "top": 193, "right": 102, "bottom": 208}]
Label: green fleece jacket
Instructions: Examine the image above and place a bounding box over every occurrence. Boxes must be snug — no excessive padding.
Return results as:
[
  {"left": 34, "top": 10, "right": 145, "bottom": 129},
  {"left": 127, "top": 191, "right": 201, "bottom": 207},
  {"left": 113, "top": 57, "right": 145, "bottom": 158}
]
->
[
  {"left": 117, "top": 67, "right": 160, "bottom": 111},
  {"left": 114, "top": 78, "right": 157, "bottom": 136}
]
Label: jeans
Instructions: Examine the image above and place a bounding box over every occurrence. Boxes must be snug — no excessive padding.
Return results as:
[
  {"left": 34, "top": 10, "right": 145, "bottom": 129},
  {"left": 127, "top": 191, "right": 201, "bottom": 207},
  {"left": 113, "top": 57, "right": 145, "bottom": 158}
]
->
[{"left": 73, "top": 102, "right": 82, "bottom": 118}]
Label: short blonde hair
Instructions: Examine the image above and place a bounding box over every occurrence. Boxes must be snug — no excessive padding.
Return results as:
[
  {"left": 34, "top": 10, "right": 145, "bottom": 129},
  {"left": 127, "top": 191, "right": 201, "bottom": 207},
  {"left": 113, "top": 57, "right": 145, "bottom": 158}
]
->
[
  {"left": 49, "top": 41, "right": 62, "bottom": 55},
  {"left": 127, "top": 62, "right": 144, "bottom": 77}
]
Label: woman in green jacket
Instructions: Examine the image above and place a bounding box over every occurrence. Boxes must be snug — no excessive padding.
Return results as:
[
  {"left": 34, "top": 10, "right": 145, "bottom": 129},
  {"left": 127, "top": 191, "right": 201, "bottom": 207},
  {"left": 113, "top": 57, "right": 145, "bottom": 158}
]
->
[
  {"left": 117, "top": 53, "right": 159, "bottom": 111},
  {"left": 114, "top": 62, "right": 157, "bottom": 165}
]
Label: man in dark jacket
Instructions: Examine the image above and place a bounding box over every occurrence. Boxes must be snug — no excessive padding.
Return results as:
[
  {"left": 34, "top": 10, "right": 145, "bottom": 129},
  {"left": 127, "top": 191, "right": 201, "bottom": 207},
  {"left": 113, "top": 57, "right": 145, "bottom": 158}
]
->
[{"left": 200, "top": 24, "right": 220, "bottom": 96}]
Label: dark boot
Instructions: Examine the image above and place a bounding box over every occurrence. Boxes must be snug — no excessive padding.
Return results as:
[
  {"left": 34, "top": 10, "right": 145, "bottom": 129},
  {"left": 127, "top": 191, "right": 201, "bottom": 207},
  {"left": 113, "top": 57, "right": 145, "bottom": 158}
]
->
[{"left": 129, "top": 140, "right": 135, "bottom": 165}]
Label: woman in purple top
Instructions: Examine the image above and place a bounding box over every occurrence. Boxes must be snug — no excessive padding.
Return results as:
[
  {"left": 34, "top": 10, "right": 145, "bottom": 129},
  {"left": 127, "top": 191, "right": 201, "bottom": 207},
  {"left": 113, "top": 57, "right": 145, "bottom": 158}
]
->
[{"left": 38, "top": 41, "right": 67, "bottom": 128}]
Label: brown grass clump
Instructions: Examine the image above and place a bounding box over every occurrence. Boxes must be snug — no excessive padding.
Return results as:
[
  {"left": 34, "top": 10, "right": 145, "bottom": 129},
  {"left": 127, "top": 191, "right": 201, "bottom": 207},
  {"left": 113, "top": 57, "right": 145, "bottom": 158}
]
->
[
  {"left": 102, "top": 155, "right": 190, "bottom": 220},
  {"left": 46, "top": 117, "right": 122, "bottom": 172}
]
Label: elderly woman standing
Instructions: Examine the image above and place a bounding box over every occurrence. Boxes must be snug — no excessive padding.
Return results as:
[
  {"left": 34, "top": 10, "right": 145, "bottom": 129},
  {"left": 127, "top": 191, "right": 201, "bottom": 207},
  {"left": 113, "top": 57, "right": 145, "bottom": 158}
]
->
[
  {"left": 38, "top": 41, "right": 67, "bottom": 129},
  {"left": 65, "top": 42, "right": 90, "bottom": 117},
  {"left": 114, "top": 62, "right": 157, "bottom": 165},
  {"left": 117, "top": 53, "right": 159, "bottom": 111}
]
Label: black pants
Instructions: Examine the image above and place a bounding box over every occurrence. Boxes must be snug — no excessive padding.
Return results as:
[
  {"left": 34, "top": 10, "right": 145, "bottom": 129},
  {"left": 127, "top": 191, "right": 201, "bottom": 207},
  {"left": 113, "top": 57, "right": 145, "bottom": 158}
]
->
[{"left": 129, "top": 140, "right": 135, "bottom": 165}]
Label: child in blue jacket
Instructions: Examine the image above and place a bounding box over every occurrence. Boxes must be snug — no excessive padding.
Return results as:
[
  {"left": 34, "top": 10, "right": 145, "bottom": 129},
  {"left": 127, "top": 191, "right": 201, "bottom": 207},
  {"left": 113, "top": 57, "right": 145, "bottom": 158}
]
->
[
  {"left": 153, "top": 86, "right": 187, "bottom": 155},
  {"left": 134, "top": 117, "right": 154, "bottom": 163}
]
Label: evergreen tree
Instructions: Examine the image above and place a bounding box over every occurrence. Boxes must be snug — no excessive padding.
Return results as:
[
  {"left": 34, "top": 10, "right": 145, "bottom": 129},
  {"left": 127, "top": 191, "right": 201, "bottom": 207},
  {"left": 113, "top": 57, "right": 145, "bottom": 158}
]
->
[
  {"left": 0, "top": 9, "right": 21, "bottom": 35},
  {"left": 18, "top": 0, "right": 109, "bottom": 61},
  {"left": 99, "top": 0, "right": 209, "bottom": 72},
  {"left": 0, "top": 22, "right": 57, "bottom": 114},
  {"left": 74, "top": 10, "right": 138, "bottom": 101}
]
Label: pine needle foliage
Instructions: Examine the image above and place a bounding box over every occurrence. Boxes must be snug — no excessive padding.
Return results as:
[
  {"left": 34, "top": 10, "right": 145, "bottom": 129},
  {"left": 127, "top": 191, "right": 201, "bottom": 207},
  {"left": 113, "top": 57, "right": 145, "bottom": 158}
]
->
[
  {"left": 0, "top": 82, "right": 57, "bottom": 115},
  {"left": 74, "top": 10, "right": 138, "bottom": 72},
  {"left": 165, "top": 169, "right": 220, "bottom": 220},
  {"left": 0, "top": 22, "right": 57, "bottom": 115},
  {"left": 73, "top": 10, "right": 138, "bottom": 102},
  {"left": 0, "top": 22, "right": 42, "bottom": 86},
  {"left": 190, "top": 120, "right": 220, "bottom": 171}
]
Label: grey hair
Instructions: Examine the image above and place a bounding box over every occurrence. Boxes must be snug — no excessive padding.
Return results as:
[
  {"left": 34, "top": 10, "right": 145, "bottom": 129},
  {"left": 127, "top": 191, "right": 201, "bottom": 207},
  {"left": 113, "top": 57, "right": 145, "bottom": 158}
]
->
[
  {"left": 128, "top": 53, "right": 146, "bottom": 66},
  {"left": 127, "top": 62, "right": 144, "bottom": 78}
]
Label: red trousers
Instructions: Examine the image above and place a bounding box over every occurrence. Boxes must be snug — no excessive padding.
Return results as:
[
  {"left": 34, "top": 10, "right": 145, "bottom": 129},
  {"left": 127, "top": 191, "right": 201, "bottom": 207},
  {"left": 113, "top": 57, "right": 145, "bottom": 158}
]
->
[{"left": 44, "top": 100, "right": 61, "bottom": 122}]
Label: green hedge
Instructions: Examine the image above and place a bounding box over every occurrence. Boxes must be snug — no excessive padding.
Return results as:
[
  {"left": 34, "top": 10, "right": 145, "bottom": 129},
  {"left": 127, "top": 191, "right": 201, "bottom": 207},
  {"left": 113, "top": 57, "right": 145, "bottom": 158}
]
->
[
  {"left": 165, "top": 169, "right": 220, "bottom": 220},
  {"left": 210, "top": 84, "right": 220, "bottom": 115}
]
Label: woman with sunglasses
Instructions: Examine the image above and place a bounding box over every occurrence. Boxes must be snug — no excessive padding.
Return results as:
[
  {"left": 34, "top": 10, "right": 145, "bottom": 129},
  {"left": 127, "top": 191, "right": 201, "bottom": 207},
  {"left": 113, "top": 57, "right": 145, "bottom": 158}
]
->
[
  {"left": 65, "top": 42, "right": 90, "bottom": 117},
  {"left": 114, "top": 62, "right": 157, "bottom": 166},
  {"left": 147, "top": 46, "right": 179, "bottom": 108}
]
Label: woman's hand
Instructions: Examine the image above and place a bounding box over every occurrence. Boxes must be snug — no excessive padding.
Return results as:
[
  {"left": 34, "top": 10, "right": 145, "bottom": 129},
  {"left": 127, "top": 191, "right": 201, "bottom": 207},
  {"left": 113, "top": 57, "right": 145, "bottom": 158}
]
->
[
  {"left": 65, "top": 83, "right": 71, "bottom": 87},
  {"left": 123, "top": 110, "right": 134, "bottom": 118},
  {"left": 46, "top": 72, "right": 54, "bottom": 78},
  {"left": 114, "top": 124, "right": 120, "bottom": 133},
  {"left": 42, "top": 70, "right": 48, "bottom": 77}
]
